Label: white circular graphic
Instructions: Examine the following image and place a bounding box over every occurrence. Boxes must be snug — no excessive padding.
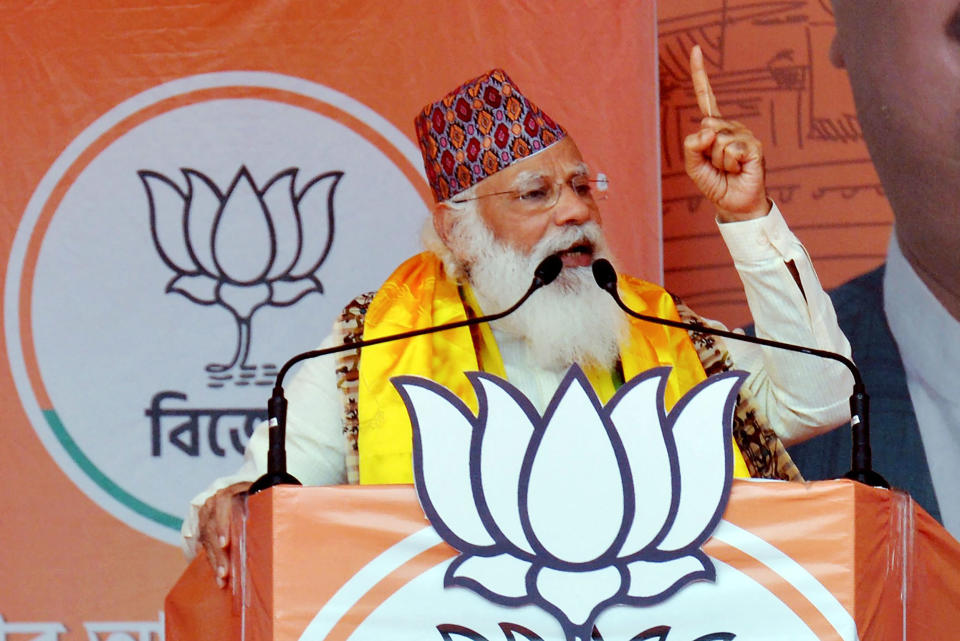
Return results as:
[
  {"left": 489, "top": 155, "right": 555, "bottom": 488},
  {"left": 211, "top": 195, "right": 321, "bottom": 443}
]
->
[
  {"left": 5, "top": 72, "right": 429, "bottom": 544},
  {"left": 298, "top": 521, "right": 857, "bottom": 641}
]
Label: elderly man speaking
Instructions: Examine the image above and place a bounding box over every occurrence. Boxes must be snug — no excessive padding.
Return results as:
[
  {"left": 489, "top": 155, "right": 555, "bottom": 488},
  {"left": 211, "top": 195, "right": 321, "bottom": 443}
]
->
[{"left": 185, "top": 49, "right": 853, "bottom": 587}]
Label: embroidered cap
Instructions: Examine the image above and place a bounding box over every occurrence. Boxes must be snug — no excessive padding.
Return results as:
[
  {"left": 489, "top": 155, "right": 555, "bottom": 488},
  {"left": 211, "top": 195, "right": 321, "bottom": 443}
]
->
[{"left": 414, "top": 69, "right": 567, "bottom": 202}]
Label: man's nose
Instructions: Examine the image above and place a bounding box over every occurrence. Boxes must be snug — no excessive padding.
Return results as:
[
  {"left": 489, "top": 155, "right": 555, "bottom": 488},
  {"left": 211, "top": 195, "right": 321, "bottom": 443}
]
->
[{"left": 552, "top": 184, "right": 596, "bottom": 226}]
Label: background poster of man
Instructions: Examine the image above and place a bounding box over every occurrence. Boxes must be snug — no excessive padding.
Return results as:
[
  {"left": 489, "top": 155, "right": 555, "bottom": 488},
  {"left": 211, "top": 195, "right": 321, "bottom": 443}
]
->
[{"left": 659, "top": 0, "right": 959, "bottom": 539}]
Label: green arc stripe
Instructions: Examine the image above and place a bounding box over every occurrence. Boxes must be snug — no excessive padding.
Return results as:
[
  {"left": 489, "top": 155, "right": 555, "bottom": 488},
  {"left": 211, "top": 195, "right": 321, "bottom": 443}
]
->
[{"left": 43, "top": 409, "right": 183, "bottom": 530}]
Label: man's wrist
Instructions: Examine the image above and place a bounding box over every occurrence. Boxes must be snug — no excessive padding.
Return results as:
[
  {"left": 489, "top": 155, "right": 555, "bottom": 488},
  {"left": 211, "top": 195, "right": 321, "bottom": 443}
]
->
[
  {"left": 716, "top": 197, "right": 772, "bottom": 223},
  {"left": 716, "top": 200, "right": 796, "bottom": 264}
]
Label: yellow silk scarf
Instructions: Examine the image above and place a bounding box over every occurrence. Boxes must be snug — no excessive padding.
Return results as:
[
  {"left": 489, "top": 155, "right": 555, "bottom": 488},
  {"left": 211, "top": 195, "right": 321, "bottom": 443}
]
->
[{"left": 357, "top": 252, "right": 749, "bottom": 483}]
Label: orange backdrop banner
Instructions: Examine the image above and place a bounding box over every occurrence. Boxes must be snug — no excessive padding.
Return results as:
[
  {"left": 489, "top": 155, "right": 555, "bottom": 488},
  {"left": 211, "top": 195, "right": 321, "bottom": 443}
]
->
[{"left": 0, "top": 2, "right": 658, "bottom": 639}]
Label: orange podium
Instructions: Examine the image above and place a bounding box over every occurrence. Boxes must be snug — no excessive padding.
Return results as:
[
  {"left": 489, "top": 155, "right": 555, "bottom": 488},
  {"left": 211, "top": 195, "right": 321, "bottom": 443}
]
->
[{"left": 166, "top": 480, "right": 960, "bottom": 641}]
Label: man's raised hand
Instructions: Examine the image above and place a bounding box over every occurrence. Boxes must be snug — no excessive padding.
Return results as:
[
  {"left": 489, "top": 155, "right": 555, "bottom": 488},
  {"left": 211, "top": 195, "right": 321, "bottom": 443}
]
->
[{"left": 683, "top": 45, "right": 770, "bottom": 222}]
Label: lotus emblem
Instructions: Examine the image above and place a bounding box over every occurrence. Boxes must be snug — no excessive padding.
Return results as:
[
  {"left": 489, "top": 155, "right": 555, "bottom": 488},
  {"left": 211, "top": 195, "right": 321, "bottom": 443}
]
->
[
  {"left": 394, "top": 365, "right": 744, "bottom": 641},
  {"left": 140, "top": 166, "right": 341, "bottom": 382}
]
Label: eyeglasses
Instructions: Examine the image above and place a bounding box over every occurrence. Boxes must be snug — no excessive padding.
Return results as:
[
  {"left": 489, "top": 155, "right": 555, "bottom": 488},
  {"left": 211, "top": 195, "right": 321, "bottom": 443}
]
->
[{"left": 451, "top": 173, "right": 609, "bottom": 214}]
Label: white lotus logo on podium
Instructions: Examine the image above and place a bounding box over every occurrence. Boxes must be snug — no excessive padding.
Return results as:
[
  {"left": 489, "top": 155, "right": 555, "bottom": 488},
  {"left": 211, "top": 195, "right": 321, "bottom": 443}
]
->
[{"left": 394, "top": 365, "right": 746, "bottom": 641}]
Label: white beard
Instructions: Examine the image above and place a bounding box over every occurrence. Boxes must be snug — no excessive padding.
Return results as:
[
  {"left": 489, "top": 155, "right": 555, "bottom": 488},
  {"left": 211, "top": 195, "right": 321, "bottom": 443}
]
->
[{"left": 434, "top": 205, "right": 629, "bottom": 371}]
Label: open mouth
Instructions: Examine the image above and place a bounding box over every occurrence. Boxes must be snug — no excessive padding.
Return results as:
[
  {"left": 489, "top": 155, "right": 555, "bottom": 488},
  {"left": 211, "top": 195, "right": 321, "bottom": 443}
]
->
[{"left": 556, "top": 241, "right": 595, "bottom": 267}]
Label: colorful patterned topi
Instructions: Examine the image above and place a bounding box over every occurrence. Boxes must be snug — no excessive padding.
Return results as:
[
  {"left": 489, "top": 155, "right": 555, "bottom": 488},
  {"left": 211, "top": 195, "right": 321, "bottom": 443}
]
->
[{"left": 414, "top": 69, "right": 567, "bottom": 202}]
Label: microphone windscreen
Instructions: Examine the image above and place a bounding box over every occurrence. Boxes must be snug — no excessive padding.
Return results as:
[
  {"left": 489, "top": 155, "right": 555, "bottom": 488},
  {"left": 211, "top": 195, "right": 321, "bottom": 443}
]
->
[
  {"left": 534, "top": 254, "right": 563, "bottom": 287},
  {"left": 592, "top": 259, "right": 618, "bottom": 292}
]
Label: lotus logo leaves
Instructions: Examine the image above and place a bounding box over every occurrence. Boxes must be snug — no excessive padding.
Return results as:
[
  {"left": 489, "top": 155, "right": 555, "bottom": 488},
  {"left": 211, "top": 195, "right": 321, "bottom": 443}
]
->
[
  {"left": 140, "top": 166, "right": 341, "bottom": 374},
  {"left": 394, "top": 365, "right": 745, "bottom": 641}
]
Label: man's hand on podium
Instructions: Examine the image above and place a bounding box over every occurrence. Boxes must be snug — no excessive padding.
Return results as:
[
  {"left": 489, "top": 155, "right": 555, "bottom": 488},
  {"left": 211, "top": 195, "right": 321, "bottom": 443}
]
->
[{"left": 197, "top": 481, "right": 251, "bottom": 588}]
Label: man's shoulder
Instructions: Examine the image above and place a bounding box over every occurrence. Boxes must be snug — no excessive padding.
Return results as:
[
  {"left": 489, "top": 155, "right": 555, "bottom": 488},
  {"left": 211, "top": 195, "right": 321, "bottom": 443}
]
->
[
  {"left": 617, "top": 273, "right": 671, "bottom": 301},
  {"left": 339, "top": 251, "right": 441, "bottom": 313},
  {"left": 829, "top": 264, "right": 885, "bottom": 309},
  {"left": 339, "top": 290, "right": 377, "bottom": 321},
  {"left": 617, "top": 272, "right": 664, "bottom": 288},
  {"left": 827, "top": 264, "right": 888, "bottom": 348}
]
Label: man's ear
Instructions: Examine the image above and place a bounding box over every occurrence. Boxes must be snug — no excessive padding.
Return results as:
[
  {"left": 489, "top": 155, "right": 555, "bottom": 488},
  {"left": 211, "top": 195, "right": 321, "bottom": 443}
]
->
[
  {"left": 828, "top": 32, "right": 846, "bottom": 69},
  {"left": 433, "top": 202, "right": 455, "bottom": 245}
]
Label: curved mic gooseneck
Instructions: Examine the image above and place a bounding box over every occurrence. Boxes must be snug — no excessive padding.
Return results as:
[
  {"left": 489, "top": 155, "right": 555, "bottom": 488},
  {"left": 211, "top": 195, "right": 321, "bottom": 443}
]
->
[
  {"left": 248, "top": 254, "right": 565, "bottom": 494},
  {"left": 591, "top": 258, "right": 888, "bottom": 488}
]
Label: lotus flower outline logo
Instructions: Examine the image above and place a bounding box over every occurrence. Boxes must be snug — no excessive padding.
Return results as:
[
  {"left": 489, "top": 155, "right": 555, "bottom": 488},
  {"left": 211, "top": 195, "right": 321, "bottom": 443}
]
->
[
  {"left": 140, "top": 166, "right": 341, "bottom": 379},
  {"left": 394, "top": 364, "right": 745, "bottom": 641}
]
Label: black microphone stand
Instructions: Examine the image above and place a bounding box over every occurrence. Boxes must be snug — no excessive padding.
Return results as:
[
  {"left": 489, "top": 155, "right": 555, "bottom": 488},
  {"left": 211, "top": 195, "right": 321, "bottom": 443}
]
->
[
  {"left": 591, "top": 258, "right": 888, "bottom": 488},
  {"left": 247, "top": 254, "right": 564, "bottom": 495}
]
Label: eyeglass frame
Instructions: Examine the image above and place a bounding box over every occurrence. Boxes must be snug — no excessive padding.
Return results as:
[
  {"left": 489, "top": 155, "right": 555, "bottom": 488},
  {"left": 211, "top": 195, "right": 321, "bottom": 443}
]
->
[{"left": 449, "top": 172, "right": 609, "bottom": 213}]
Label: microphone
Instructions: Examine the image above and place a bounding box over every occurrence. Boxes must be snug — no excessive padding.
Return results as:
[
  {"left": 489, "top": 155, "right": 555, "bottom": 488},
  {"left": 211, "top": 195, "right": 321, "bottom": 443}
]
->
[
  {"left": 247, "top": 254, "right": 564, "bottom": 494},
  {"left": 591, "top": 258, "right": 888, "bottom": 488}
]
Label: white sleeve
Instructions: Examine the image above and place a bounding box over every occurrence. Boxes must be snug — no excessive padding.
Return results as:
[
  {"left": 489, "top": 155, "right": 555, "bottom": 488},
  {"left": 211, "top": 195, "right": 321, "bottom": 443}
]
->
[
  {"left": 180, "top": 331, "right": 348, "bottom": 557},
  {"left": 714, "top": 201, "right": 853, "bottom": 445}
]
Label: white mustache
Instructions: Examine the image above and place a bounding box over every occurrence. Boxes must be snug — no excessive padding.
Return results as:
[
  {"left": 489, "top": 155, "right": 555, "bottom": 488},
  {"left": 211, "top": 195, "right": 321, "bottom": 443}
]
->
[{"left": 532, "top": 222, "right": 604, "bottom": 261}]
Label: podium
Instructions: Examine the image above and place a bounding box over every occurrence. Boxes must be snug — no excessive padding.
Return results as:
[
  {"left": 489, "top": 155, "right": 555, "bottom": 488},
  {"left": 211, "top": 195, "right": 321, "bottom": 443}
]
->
[{"left": 166, "top": 480, "right": 960, "bottom": 641}]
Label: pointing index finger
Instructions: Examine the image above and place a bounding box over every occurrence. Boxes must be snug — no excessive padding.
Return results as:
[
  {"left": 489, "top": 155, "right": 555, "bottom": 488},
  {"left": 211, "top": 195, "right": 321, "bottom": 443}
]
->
[{"left": 690, "top": 45, "right": 720, "bottom": 118}]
